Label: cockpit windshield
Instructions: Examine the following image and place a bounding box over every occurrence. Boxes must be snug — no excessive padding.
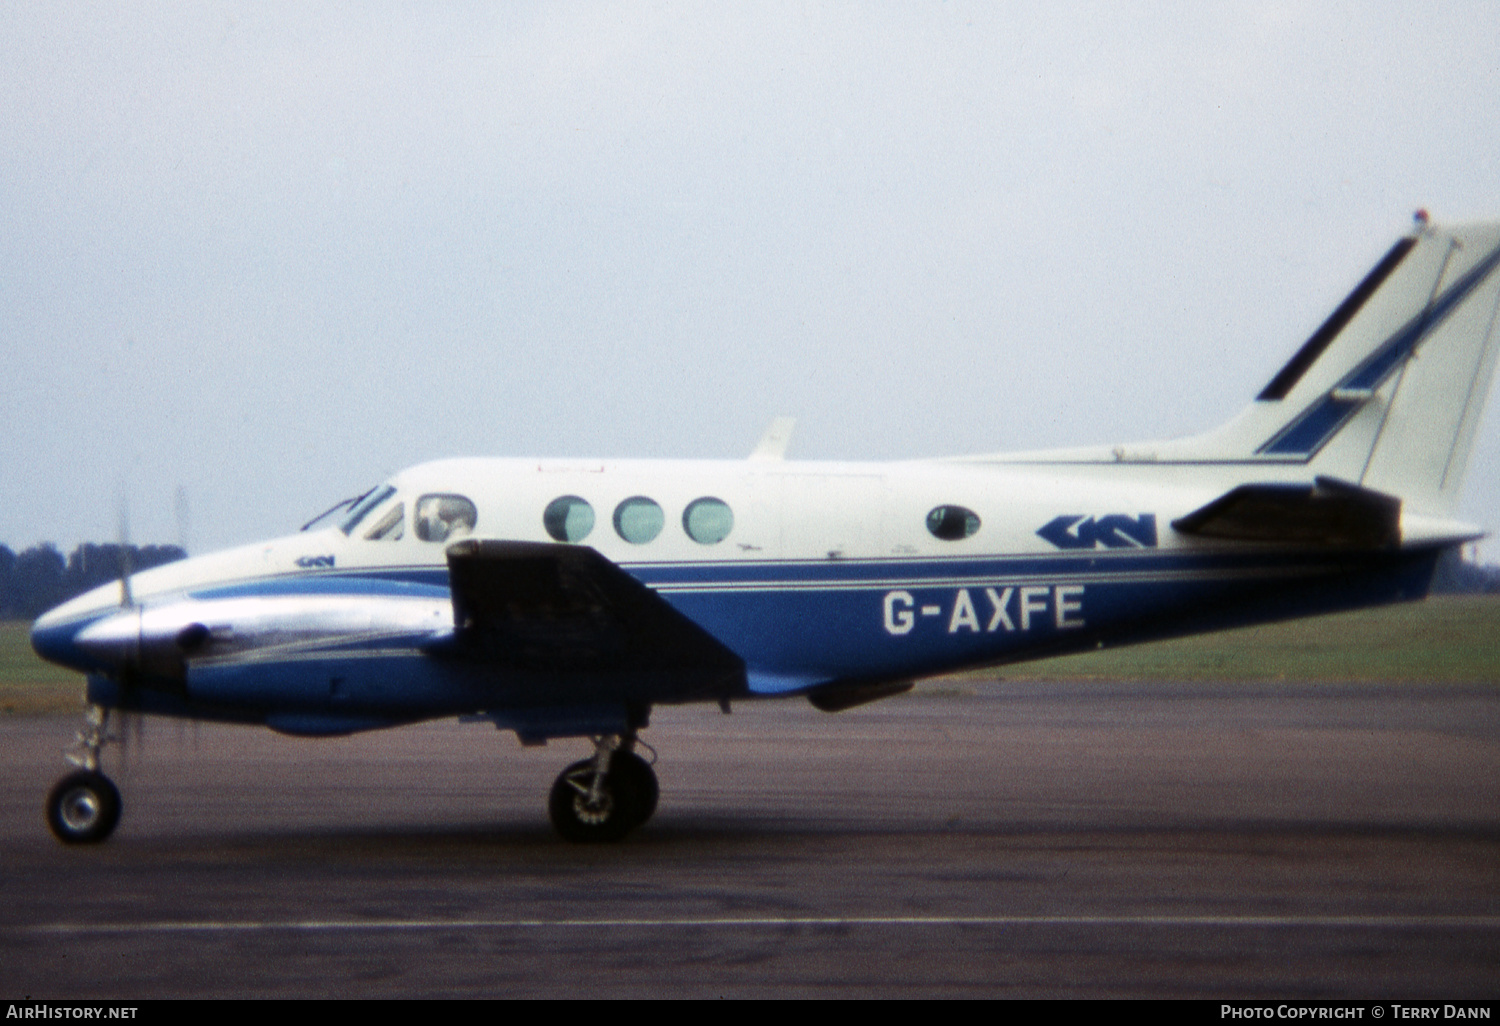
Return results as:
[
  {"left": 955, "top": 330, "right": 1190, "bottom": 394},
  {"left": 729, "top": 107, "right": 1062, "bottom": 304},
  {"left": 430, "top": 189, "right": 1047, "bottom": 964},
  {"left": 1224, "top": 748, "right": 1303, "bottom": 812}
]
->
[
  {"left": 337, "top": 485, "right": 396, "bottom": 536},
  {"left": 301, "top": 488, "right": 375, "bottom": 532}
]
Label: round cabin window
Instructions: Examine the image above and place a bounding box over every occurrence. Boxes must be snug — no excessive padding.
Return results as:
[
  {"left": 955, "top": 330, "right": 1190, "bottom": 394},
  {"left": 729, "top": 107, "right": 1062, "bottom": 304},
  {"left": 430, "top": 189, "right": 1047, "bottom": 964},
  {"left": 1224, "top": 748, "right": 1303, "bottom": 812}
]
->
[
  {"left": 613, "top": 496, "right": 664, "bottom": 544},
  {"left": 543, "top": 495, "right": 595, "bottom": 543},
  {"left": 926, "top": 505, "right": 981, "bottom": 541},
  {"left": 683, "top": 497, "right": 734, "bottom": 545}
]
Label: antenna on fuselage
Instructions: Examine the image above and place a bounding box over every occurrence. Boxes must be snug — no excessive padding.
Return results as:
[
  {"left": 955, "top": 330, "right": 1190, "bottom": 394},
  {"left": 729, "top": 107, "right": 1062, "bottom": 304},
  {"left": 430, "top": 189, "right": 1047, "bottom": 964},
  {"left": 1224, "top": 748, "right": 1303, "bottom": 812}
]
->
[{"left": 748, "top": 416, "right": 796, "bottom": 462}]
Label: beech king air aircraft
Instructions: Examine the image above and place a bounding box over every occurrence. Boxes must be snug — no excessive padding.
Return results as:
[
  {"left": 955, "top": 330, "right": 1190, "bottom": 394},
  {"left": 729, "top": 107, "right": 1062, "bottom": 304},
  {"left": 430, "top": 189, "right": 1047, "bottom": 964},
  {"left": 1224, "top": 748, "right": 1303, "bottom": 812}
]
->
[{"left": 30, "top": 214, "right": 1500, "bottom": 843}]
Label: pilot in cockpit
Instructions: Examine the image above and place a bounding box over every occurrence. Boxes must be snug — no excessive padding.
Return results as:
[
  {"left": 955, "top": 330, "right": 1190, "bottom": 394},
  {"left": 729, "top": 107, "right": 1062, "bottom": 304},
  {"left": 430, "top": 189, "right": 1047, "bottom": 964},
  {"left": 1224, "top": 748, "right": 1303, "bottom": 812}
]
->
[{"left": 414, "top": 494, "right": 477, "bottom": 543}]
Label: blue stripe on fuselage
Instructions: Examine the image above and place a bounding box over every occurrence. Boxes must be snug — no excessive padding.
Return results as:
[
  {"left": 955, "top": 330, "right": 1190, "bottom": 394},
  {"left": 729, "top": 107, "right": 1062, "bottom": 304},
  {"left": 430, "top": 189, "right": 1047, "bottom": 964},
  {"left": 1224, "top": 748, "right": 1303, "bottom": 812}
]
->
[
  {"left": 189, "top": 573, "right": 450, "bottom": 601},
  {"left": 189, "top": 547, "right": 1439, "bottom": 686},
  {"left": 80, "top": 545, "right": 1440, "bottom": 729},
  {"left": 182, "top": 546, "right": 1363, "bottom": 603}
]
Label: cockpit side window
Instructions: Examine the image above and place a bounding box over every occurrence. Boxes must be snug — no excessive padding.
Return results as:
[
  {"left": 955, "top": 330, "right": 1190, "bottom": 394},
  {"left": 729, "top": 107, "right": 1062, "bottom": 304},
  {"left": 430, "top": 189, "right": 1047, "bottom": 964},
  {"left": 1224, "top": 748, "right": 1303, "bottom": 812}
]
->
[
  {"left": 340, "top": 485, "right": 395, "bottom": 535},
  {"left": 415, "top": 494, "right": 478, "bottom": 542},
  {"left": 364, "top": 503, "right": 405, "bottom": 541}
]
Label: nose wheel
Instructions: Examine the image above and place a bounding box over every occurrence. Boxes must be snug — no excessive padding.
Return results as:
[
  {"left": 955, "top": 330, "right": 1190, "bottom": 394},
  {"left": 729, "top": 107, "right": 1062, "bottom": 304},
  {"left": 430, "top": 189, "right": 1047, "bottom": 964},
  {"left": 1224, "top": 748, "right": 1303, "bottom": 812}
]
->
[
  {"left": 548, "top": 736, "right": 659, "bottom": 843},
  {"left": 46, "top": 770, "right": 122, "bottom": 844},
  {"left": 45, "top": 704, "right": 123, "bottom": 844}
]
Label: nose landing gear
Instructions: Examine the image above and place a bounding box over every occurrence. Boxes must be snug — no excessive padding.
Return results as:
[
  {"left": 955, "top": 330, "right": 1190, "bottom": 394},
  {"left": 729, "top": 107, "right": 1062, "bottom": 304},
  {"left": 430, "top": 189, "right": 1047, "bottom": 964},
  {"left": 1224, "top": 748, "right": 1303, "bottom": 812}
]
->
[
  {"left": 45, "top": 705, "right": 122, "bottom": 845},
  {"left": 548, "top": 734, "right": 659, "bottom": 843},
  {"left": 46, "top": 770, "right": 122, "bottom": 844}
]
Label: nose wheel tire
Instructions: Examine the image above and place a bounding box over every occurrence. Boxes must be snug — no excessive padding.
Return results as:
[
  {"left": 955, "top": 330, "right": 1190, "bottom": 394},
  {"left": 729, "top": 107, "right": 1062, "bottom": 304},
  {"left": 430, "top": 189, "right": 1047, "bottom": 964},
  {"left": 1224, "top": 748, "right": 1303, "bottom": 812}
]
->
[
  {"left": 46, "top": 770, "right": 122, "bottom": 844},
  {"left": 548, "top": 753, "right": 659, "bottom": 843}
]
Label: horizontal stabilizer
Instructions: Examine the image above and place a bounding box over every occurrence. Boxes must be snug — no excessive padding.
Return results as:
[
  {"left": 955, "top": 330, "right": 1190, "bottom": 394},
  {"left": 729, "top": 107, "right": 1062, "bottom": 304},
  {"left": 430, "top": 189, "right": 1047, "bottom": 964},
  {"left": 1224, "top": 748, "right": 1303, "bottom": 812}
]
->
[
  {"left": 1398, "top": 513, "right": 1485, "bottom": 549},
  {"left": 445, "top": 539, "right": 742, "bottom": 675},
  {"left": 1172, "top": 476, "right": 1400, "bottom": 548}
]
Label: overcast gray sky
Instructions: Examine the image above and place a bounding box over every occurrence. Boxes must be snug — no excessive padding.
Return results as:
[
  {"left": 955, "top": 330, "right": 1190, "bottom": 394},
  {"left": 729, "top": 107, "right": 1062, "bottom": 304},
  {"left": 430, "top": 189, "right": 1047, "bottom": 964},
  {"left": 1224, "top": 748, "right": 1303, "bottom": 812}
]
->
[{"left": 3, "top": 3, "right": 1498, "bottom": 555}]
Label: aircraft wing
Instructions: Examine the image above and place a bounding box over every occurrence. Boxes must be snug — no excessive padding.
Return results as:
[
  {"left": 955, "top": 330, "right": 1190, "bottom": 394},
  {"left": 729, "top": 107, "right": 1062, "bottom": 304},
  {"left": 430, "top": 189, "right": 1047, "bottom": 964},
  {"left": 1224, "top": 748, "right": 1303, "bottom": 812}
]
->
[
  {"left": 1171, "top": 476, "right": 1400, "bottom": 548},
  {"left": 444, "top": 539, "right": 743, "bottom": 675}
]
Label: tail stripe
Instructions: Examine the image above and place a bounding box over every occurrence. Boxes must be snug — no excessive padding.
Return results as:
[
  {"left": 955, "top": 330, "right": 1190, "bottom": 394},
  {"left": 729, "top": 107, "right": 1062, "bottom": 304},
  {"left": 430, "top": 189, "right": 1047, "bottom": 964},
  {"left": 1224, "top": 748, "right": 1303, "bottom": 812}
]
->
[
  {"left": 1257, "top": 237, "right": 1417, "bottom": 401},
  {"left": 1256, "top": 239, "right": 1500, "bottom": 459}
]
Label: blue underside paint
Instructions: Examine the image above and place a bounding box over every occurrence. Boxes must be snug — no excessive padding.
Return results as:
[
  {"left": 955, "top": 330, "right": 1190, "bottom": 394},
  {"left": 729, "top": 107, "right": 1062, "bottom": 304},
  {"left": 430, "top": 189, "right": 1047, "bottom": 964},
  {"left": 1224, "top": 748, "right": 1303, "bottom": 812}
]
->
[{"left": 76, "top": 545, "right": 1443, "bottom": 735}]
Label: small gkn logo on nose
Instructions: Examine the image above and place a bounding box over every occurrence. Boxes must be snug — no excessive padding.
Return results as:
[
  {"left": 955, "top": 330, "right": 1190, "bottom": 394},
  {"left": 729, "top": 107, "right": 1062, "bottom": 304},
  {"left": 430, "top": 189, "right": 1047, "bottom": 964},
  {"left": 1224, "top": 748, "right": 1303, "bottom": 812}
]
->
[{"left": 1037, "top": 514, "right": 1157, "bottom": 550}]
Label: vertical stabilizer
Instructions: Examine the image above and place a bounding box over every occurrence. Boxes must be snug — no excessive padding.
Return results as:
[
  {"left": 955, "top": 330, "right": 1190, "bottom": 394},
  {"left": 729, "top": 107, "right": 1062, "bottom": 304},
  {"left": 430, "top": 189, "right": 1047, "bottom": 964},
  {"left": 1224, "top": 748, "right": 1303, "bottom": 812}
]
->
[
  {"left": 1216, "top": 219, "right": 1500, "bottom": 515},
  {"left": 960, "top": 217, "right": 1500, "bottom": 505}
]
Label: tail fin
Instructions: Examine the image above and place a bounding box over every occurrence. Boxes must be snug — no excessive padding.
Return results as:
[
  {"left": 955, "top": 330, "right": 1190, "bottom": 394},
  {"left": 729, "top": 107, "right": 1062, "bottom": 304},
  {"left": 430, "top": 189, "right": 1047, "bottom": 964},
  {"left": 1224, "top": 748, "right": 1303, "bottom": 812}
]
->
[
  {"left": 1257, "top": 219, "right": 1500, "bottom": 515},
  {"left": 1114, "top": 218, "right": 1500, "bottom": 516},
  {"left": 966, "top": 217, "right": 1500, "bottom": 518}
]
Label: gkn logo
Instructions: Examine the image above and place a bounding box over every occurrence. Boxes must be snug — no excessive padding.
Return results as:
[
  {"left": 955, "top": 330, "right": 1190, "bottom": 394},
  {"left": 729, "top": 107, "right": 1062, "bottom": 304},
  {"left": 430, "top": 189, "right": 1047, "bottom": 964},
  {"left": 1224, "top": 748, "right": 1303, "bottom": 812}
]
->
[{"left": 1037, "top": 513, "right": 1157, "bottom": 550}]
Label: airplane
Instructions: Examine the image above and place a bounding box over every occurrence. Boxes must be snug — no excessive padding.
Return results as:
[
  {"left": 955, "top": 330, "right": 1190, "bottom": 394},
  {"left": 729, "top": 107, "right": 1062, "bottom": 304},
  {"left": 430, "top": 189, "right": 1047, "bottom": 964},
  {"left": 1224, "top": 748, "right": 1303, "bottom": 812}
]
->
[{"left": 29, "top": 212, "right": 1500, "bottom": 844}]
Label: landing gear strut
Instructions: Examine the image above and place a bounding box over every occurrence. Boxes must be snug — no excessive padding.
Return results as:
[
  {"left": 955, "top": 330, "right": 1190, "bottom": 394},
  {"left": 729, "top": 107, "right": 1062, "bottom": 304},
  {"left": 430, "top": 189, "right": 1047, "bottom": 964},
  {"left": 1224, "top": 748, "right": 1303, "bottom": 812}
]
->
[
  {"left": 548, "top": 735, "right": 659, "bottom": 843},
  {"left": 45, "top": 705, "right": 122, "bottom": 844}
]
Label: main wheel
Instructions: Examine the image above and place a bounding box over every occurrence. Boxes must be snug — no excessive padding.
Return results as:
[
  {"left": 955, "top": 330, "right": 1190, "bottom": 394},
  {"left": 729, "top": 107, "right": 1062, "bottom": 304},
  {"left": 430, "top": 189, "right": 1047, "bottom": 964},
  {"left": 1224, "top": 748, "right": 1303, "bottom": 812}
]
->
[
  {"left": 548, "top": 758, "right": 643, "bottom": 843},
  {"left": 610, "top": 750, "right": 659, "bottom": 826},
  {"left": 45, "top": 770, "right": 122, "bottom": 845}
]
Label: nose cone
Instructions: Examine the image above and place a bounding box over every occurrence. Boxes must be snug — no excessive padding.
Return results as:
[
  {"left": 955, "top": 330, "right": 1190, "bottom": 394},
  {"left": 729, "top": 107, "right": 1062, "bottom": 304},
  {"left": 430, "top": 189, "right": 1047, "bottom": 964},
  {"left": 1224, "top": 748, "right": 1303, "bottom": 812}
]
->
[
  {"left": 33, "top": 604, "right": 195, "bottom": 685},
  {"left": 29, "top": 579, "right": 136, "bottom": 674},
  {"left": 30, "top": 610, "right": 98, "bottom": 674},
  {"left": 31, "top": 592, "right": 145, "bottom": 675}
]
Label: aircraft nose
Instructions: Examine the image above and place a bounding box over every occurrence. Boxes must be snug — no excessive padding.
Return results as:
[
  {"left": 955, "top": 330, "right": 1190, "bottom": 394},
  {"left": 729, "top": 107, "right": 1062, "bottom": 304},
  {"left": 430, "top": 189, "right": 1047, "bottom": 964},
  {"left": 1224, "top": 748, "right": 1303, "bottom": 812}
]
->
[
  {"left": 32, "top": 606, "right": 195, "bottom": 682},
  {"left": 30, "top": 612, "right": 98, "bottom": 673}
]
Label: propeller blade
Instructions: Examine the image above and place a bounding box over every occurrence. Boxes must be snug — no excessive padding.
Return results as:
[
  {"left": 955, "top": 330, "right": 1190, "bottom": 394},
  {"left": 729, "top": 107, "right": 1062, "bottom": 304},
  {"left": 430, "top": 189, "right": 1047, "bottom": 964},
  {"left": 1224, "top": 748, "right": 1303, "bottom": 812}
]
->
[
  {"left": 116, "top": 489, "right": 134, "bottom": 608},
  {"left": 174, "top": 484, "right": 190, "bottom": 556}
]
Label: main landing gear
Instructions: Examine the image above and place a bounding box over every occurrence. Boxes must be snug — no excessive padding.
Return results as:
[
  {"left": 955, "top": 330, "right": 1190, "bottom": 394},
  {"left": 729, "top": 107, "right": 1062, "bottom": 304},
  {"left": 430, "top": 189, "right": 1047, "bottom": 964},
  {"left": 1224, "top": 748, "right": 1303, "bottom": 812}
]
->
[
  {"left": 45, "top": 705, "right": 122, "bottom": 845},
  {"left": 548, "top": 734, "right": 659, "bottom": 843},
  {"left": 43, "top": 710, "right": 661, "bottom": 845}
]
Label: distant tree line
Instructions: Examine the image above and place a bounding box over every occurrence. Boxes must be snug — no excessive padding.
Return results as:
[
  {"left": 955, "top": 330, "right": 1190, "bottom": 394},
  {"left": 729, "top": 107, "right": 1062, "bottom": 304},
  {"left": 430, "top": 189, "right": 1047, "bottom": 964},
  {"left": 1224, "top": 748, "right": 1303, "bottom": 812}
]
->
[
  {"left": 0, "top": 543, "right": 187, "bottom": 620},
  {"left": 1431, "top": 549, "right": 1500, "bottom": 594}
]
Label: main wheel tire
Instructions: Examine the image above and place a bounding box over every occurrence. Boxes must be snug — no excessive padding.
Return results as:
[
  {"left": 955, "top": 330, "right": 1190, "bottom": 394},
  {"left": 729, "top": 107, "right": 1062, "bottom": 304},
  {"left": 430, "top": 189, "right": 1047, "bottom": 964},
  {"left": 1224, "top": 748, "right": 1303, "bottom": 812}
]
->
[
  {"left": 548, "top": 758, "right": 642, "bottom": 843},
  {"left": 610, "top": 750, "right": 659, "bottom": 826},
  {"left": 45, "top": 770, "right": 122, "bottom": 845}
]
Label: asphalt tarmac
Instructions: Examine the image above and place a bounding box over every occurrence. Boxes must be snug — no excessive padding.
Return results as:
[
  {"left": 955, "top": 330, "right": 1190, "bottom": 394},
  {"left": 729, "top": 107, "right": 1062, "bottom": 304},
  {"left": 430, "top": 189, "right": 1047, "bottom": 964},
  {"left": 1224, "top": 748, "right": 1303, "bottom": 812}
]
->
[{"left": 1, "top": 681, "right": 1497, "bottom": 998}]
